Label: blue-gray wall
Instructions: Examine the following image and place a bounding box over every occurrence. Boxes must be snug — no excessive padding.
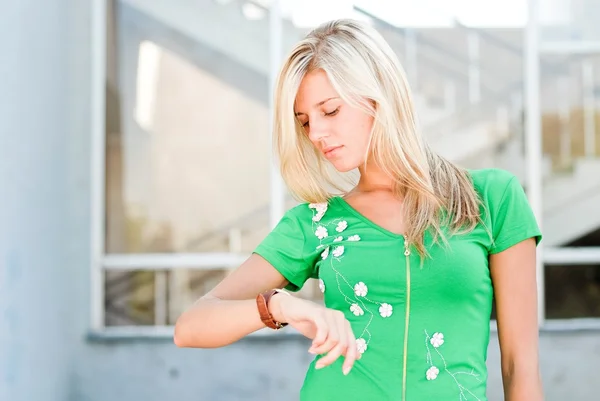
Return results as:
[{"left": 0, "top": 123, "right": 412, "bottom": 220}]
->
[
  {"left": 0, "top": 0, "right": 79, "bottom": 400},
  {"left": 1, "top": 1, "right": 599, "bottom": 401}
]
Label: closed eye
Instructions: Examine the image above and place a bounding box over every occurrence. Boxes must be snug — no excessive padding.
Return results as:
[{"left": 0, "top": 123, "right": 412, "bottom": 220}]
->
[
  {"left": 299, "top": 107, "right": 340, "bottom": 128},
  {"left": 325, "top": 107, "right": 340, "bottom": 117}
]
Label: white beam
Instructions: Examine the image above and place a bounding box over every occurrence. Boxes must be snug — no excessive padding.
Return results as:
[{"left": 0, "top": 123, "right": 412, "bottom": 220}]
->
[
  {"left": 103, "top": 253, "right": 248, "bottom": 269},
  {"left": 90, "top": 0, "right": 107, "bottom": 331},
  {"left": 544, "top": 247, "right": 600, "bottom": 265},
  {"left": 541, "top": 41, "right": 600, "bottom": 55},
  {"left": 525, "top": 0, "right": 544, "bottom": 326},
  {"left": 269, "top": 0, "right": 285, "bottom": 228}
]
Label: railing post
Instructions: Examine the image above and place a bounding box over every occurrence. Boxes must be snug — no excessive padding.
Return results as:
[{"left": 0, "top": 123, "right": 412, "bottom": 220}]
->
[
  {"left": 269, "top": 0, "right": 285, "bottom": 228},
  {"left": 582, "top": 60, "right": 596, "bottom": 158},
  {"left": 405, "top": 28, "right": 418, "bottom": 90},
  {"left": 558, "top": 76, "right": 572, "bottom": 167},
  {"left": 468, "top": 31, "right": 481, "bottom": 104},
  {"left": 525, "top": 0, "right": 545, "bottom": 327}
]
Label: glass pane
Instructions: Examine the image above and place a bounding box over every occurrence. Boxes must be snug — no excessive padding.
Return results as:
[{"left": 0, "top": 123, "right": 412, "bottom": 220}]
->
[
  {"left": 104, "top": 269, "right": 323, "bottom": 326},
  {"left": 540, "top": 0, "right": 600, "bottom": 44},
  {"left": 105, "top": 270, "right": 161, "bottom": 326},
  {"left": 545, "top": 264, "right": 600, "bottom": 319},
  {"left": 105, "top": 2, "right": 271, "bottom": 254},
  {"left": 539, "top": 53, "right": 600, "bottom": 172}
]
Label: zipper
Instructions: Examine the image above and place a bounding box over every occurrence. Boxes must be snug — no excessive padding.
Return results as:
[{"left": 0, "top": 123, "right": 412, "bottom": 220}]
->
[{"left": 402, "top": 235, "right": 411, "bottom": 401}]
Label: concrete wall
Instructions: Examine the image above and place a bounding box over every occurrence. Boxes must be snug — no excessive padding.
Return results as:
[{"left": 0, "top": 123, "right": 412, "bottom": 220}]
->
[
  {"left": 74, "top": 331, "right": 599, "bottom": 401},
  {"left": 1, "top": 1, "right": 600, "bottom": 401},
  {"left": 0, "top": 0, "right": 82, "bottom": 400}
]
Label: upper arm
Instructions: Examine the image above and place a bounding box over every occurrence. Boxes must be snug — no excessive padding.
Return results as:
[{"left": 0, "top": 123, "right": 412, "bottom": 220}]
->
[
  {"left": 484, "top": 171, "right": 542, "bottom": 373},
  {"left": 206, "top": 204, "right": 318, "bottom": 301},
  {"left": 490, "top": 238, "right": 540, "bottom": 372},
  {"left": 205, "top": 253, "right": 290, "bottom": 301}
]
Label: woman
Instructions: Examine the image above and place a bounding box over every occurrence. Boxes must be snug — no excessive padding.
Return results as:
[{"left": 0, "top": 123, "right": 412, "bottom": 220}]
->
[{"left": 174, "top": 19, "right": 543, "bottom": 400}]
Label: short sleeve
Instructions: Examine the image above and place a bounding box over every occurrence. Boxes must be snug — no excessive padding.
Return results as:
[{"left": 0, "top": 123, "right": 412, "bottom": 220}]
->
[
  {"left": 252, "top": 206, "right": 318, "bottom": 292},
  {"left": 488, "top": 175, "right": 542, "bottom": 254}
]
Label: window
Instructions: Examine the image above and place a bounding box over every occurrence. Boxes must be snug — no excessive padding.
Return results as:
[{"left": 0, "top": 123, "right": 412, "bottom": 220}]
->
[{"left": 92, "top": 0, "right": 600, "bottom": 332}]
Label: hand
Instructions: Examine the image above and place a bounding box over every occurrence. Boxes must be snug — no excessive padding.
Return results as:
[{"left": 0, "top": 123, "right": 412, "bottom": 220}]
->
[{"left": 270, "top": 294, "right": 358, "bottom": 375}]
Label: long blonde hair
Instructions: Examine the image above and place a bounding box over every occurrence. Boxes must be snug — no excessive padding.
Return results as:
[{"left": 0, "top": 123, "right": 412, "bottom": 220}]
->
[{"left": 273, "top": 19, "right": 481, "bottom": 257}]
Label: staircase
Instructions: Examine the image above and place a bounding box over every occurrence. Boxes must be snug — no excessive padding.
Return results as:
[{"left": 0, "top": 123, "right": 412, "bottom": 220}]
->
[{"left": 119, "top": 0, "right": 600, "bottom": 249}]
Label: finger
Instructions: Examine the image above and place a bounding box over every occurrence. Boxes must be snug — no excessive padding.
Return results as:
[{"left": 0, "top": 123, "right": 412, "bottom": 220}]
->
[
  {"left": 316, "top": 314, "right": 351, "bottom": 370},
  {"left": 308, "top": 314, "right": 329, "bottom": 353},
  {"left": 311, "top": 313, "right": 341, "bottom": 356},
  {"left": 315, "top": 340, "right": 347, "bottom": 369},
  {"left": 342, "top": 321, "right": 357, "bottom": 375}
]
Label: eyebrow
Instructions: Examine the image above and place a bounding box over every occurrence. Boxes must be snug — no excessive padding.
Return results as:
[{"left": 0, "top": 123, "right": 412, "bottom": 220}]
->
[{"left": 295, "top": 97, "right": 339, "bottom": 116}]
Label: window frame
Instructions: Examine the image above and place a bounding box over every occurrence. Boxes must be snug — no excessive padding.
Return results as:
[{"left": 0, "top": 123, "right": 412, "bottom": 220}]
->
[
  {"left": 90, "top": 0, "right": 600, "bottom": 336},
  {"left": 90, "top": 0, "right": 287, "bottom": 334}
]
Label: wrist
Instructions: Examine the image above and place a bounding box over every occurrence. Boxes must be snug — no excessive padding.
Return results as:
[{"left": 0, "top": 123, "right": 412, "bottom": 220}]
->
[{"left": 268, "top": 291, "right": 289, "bottom": 324}]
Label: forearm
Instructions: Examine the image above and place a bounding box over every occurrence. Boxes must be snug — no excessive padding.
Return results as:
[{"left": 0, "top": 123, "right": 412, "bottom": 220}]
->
[
  {"left": 174, "top": 297, "right": 266, "bottom": 348},
  {"left": 502, "top": 363, "right": 544, "bottom": 401}
]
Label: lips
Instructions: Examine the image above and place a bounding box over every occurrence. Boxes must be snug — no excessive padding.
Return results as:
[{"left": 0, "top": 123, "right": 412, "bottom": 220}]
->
[{"left": 322, "top": 145, "right": 343, "bottom": 157}]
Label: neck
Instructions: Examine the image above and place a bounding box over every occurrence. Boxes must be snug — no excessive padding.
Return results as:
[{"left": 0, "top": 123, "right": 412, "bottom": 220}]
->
[{"left": 355, "top": 163, "right": 394, "bottom": 193}]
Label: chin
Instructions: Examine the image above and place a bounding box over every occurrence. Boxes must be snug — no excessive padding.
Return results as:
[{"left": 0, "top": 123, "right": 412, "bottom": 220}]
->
[{"left": 330, "top": 159, "right": 360, "bottom": 173}]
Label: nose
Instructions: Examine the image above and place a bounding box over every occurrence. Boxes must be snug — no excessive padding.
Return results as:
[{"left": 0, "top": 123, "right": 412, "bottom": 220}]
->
[{"left": 307, "top": 119, "right": 329, "bottom": 143}]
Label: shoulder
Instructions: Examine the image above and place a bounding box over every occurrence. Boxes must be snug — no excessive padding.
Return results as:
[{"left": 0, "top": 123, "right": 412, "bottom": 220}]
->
[
  {"left": 282, "top": 199, "right": 345, "bottom": 225},
  {"left": 467, "top": 168, "right": 519, "bottom": 202}
]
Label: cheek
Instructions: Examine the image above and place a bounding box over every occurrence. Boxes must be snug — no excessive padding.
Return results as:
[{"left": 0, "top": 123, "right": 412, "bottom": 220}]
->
[{"left": 350, "top": 116, "right": 373, "bottom": 148}]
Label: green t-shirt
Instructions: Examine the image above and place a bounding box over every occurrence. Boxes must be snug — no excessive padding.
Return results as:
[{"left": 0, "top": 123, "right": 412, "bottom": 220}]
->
[{"left": 253, "top": 169, "right": 542, "bottom": 401}]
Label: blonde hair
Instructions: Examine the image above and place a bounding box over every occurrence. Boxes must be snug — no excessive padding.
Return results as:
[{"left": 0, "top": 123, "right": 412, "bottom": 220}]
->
[{"left": 273, "top": 19, "right": 482, "bottom": 257}]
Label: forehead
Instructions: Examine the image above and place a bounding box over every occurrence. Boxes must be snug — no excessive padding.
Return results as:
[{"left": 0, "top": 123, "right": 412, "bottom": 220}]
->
[{"left": 295, "top": 70, "right": 339, "bottom": 110}]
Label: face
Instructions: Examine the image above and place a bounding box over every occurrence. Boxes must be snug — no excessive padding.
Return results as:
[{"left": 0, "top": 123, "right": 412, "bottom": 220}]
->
[{"left": 294, "top": 69, "right": 374, "bottom": 172}]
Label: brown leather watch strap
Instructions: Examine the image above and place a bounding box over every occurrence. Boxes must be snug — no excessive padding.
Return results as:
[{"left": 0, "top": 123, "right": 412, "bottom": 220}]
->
[{"left": 256, "top": 289, "right": 288, "bottom": 330}]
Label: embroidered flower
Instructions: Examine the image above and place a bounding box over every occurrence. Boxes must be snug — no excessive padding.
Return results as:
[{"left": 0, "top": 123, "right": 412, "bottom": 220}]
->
[
  {"left": 309, "top": 203, "right": 328, "bottom": 222},
  {"left": 356, "top": 338, "right": 367, "bottom": 354},
  {"left": 319, "top": 279, "right": 325, "bottom": 293},
  {"left": 309, "top": 203, "right": 328, "bottom": 213},
  {"left": 336, "top": 221, "right": 348, "bottom": 232},
  {"left": 347, "top": 235, "right": 361, "bottom": 241},
  {"left": 379, "top": 303, "right": 393, "bottom": 318},
  {"left": 430, "top": 332, "right": 444, "bottom": 348},
  {"left": 316, "top": 244, "right": 324, "bottom": 250},
  {"left": 333, "top": 236, "right": 343, "bottom": 242},
  {"left": 424, "top": 330, "right": 481, "bottom": 394},
  {"left": 354, "top": 282, "right": 368, "bottom": 297},
  {"left": 350, "top": 303, "right": 364, "bottom": 316},
  {"left": 321, "top": 247, "right": 329, "bottom": 260},
  {"left": 426, "top": 366, "right": 439, "bottom": 381},
  {"left": 315, "top": 226, "right": 328, "bottom": 239},
  {"left": 332, "top": 246, "right": 345, "bottom": 258}
]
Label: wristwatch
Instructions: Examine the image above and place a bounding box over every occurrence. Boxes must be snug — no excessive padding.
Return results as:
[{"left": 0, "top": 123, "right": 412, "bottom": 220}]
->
[{"left": 256, "top": 288, "right": 289, "bottom": 330}]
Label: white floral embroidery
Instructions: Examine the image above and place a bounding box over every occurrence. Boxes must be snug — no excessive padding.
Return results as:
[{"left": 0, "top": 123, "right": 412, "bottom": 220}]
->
[
  {"left": 309, "top": 203, "right": 328, "bottom": 222},
  {"left": 379, "top": 303, "right": 393, "bottom": 318},
  {"left": 336, "top": 220, "right": 348, "bottom": 232},
  {"left": 309, "top": 202, "right": 328, "bottom": 213},
  {"left": 350, "top": 303, "right": 364, "bottom": 316},
  {"left": 354, "top": 282, "right": 368, "bottom": 297},
  {"left": 426, "top": 366, "right": 440, "bottom": 381},
  {"left": 356, "top": 338, "right": 367, "bottom": 354},
  {"left": 306, "top": 202, "right": 393, "bottom": 359},
  {"left": 430, "top": 332, "right": 444, "bottom": 348},
  {"left": 332, "top": 246, "right": 345, "bottom": 258},
  {"left": 315, "top": 226, "right": 328, "bottom": 239},
  {"left": 424, "top": 330, "right": 482, "bottom": 400}
]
